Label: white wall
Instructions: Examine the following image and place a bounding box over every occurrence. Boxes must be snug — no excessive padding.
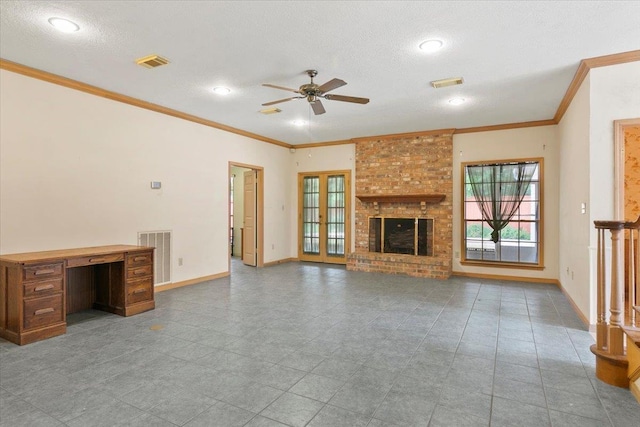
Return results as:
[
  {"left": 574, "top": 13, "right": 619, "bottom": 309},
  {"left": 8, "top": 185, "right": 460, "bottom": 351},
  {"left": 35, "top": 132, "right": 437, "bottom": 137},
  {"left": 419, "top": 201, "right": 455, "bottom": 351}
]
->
[
  {"left": 0, "top": 69, "right": 293, "bottom": 283},
  {"left": 290, "top": 145, "right": 356, "bottom": 256},
  {"left": 452, "top": 126, "right": 560, "bottom": 281},
  {"left": 557, "top": 75, "right": 592, "bottom": 321}
]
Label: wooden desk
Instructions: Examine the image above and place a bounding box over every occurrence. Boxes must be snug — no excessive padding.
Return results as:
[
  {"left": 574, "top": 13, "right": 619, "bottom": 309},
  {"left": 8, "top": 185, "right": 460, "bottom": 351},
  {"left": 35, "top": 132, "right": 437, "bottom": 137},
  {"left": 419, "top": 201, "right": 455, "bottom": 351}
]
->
[{"left": 0, "top": 245, "right": 155, "bottom": 345}]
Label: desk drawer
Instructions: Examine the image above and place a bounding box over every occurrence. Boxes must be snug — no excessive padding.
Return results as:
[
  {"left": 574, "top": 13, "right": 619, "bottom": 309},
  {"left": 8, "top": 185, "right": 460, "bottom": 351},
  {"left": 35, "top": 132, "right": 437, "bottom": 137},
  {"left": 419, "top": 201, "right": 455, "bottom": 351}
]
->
[
  {"left": 126, "top": 277, "right": 153, "bottom": 304},
  {"left": 23, "top": 294, "right": 64, "bottom": 330},
  {"left": 67, "top": 253, "right": 124, "bottom": 268},
  {"left": 127, "top": 252, "right": 153, "bottom": 267},
  {"left": 24, "top": 278, "right": 64, "bottom": 298},
  {"left": 23, "top": 263, "right": 64, "bottom": 282},
  {"left": 127, "top": 264, "right": 152, "bottom": 280}
]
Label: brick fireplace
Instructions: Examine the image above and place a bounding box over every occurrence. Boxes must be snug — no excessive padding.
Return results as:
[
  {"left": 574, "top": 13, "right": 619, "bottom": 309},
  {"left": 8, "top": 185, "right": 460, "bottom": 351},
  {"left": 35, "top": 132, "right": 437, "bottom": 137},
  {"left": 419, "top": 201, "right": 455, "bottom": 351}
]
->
[{"left": 346, "top": 131, "right": 453, "bottom": 278}]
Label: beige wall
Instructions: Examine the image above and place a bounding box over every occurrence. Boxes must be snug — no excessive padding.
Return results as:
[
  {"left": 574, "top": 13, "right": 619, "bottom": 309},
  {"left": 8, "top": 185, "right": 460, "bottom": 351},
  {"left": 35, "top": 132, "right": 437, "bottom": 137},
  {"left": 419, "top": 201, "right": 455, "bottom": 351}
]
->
[
  {"left": 452, "top": 126, "right": 560, "bottom": 281},
  {"left": 558, "top": 74, "right": 592, "bottom": 321},
  {"left": 557, "top": 61, "right": 640, "bottom": 323},
  {"left": 589, "top": 61, "right": 640, "bottom": 231},
  {"left": 0, "top": 69, "right": 293, "bottom": 283}
]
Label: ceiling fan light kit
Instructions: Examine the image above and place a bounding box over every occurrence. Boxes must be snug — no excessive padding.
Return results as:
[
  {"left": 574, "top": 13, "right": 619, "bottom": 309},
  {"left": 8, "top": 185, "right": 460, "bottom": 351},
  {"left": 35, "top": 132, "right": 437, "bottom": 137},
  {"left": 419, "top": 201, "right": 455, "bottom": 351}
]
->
[{"left": 262, "top": 70, "right": 369, "bottom": 115}]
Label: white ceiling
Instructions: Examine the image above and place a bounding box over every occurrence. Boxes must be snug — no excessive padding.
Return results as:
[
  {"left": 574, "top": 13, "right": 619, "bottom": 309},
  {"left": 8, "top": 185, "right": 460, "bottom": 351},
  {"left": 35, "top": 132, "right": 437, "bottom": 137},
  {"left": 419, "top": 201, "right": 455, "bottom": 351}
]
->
[{"left": 1, "top": 1, "right": 639, "bottom": 145}]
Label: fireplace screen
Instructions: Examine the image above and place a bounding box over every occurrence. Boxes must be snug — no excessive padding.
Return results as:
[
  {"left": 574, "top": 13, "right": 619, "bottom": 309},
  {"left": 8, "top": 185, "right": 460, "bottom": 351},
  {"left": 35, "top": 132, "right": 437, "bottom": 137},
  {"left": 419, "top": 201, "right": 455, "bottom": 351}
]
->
[{"left": 369, "top": 218, "right": 433, "bottom": 256}]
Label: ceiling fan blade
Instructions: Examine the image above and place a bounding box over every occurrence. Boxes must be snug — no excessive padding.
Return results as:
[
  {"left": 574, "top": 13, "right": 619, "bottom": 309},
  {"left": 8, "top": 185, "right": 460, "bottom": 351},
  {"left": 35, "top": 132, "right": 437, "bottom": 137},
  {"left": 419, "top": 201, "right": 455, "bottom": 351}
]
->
[
  {"left": 317, "top": 78, "right": 347, "bottom": 93},
  {"left": 262, "top": 83, "right": 300, "bottom": 93},
  {"left": 310, "top": 99, "right": 326, "bottom": 115},
  {"left": 325, "top": 94, "right": 370, "bottom": 104},
  {"left": 262, "top": 97, "right": 297, "bottom": 106}
]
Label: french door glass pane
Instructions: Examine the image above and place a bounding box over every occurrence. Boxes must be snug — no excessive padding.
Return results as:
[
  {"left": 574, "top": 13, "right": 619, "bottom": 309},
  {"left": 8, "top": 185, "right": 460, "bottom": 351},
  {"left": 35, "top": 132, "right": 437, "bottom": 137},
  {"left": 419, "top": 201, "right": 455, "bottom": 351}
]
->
[
  {"left": 302, "top": 177, "right": 320, "bottom": 254},
  {"left": 326, "top": 175, "right": 345, "bottom": 256}
]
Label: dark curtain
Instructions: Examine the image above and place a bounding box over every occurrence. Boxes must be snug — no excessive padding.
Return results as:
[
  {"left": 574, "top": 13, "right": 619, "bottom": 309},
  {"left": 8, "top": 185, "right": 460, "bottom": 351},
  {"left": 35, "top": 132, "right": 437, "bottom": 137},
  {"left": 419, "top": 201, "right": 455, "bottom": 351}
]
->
[{"left": 467, "top": 162, "right": 537, "bottom": 243}]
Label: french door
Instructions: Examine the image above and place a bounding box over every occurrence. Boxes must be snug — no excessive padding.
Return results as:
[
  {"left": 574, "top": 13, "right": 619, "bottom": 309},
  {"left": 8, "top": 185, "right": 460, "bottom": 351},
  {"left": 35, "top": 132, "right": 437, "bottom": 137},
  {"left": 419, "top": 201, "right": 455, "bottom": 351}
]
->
[{"left": 298, "top": 171, "right": 350, "bottom": 264}]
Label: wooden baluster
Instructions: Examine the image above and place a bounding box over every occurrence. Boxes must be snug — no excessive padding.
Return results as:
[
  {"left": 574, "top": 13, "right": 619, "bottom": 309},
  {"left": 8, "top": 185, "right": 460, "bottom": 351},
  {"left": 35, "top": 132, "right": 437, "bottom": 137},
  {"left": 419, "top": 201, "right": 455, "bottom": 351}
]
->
[
  {"left": 597, "top": 227, "right": 608, "bottom": 350},
  {"left": 609, "top": 225, "right": 625, "bottom": 356}
]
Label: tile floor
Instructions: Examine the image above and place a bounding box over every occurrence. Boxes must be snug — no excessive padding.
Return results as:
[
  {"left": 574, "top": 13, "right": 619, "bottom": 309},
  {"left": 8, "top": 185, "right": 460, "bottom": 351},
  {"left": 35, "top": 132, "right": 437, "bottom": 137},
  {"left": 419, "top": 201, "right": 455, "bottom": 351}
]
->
[{"left": 1, "top": 260, "right": 638, "bottom": 426}]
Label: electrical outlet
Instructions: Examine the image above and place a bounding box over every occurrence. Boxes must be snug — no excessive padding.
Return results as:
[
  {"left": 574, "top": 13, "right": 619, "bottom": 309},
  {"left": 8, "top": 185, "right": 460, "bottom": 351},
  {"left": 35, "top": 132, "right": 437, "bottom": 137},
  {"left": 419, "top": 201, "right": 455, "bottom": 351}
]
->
[
  {"left": 455, "top": 251, "right": 460, "bottom": 259},
  {"left": 271, "top": 244, "right": 275, "bottom": 250},
  {"left": 178, "top": 257, "right": 183, "bottom": 266},
  {"left": 571, "top": 270, "right": 574, "bottom": 280}
]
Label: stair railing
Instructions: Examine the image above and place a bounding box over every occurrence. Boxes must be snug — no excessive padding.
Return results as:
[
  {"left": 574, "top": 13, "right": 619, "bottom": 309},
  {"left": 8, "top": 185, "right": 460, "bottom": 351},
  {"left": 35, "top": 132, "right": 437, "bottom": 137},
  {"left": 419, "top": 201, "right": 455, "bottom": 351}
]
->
[{"left": 593, "top": 216, "right": 640, "bottom": 387}]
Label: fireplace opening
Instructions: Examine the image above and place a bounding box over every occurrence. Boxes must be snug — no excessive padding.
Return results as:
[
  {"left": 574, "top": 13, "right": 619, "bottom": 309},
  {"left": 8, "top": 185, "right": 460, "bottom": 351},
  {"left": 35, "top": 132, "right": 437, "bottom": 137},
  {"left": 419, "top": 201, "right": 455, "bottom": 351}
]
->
[{"left": 369, "top": 218, "right": 434, "bottom": 256}]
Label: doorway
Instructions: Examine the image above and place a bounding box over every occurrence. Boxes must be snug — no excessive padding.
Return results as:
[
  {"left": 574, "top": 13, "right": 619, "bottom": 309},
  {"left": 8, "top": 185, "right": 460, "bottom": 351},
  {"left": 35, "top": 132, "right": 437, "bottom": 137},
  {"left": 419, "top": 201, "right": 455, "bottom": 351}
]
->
[
  {"left": 298, "top": 170, "right": 351, "bottom": 264},
  {"left": 229, "top": 163, "right": 264, "bottom": 269}
]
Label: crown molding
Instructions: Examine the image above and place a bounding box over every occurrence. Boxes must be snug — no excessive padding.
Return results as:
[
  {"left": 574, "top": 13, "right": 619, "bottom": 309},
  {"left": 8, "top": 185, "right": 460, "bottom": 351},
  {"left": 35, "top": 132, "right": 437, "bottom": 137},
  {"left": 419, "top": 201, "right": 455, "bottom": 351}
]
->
[
  {"left": 351, "top": 128, "right": 456, "bottom": 143},
  {"left": 3, "top": 50, "right": 639, "bottom": 148},
  {"left": 553, "top": 49, "right": 640, "bottom": 123},
  {"left": 293, "top": 139, "right": 354, "bottom": 148},
  {"left": 454, "top": 119, "right": 556, "bottom": 135},
  {"left": 0, "top": 59, "right": 292, "bottom": 149}
]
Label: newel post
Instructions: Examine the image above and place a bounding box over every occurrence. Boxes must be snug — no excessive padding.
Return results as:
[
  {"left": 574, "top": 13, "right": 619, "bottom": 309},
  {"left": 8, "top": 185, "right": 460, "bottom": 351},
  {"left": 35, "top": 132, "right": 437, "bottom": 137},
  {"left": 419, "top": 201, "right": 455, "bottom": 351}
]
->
[{"left": 592, "top": 220, "right": 629, "bottom": 387}]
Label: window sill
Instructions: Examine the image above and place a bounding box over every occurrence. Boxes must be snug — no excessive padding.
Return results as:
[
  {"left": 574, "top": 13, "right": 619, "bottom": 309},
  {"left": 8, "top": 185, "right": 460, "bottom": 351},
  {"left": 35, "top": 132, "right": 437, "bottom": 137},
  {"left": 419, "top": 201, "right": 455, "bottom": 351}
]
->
[{"left": 460, "top": 260, "right": 545, "bottom": 270}]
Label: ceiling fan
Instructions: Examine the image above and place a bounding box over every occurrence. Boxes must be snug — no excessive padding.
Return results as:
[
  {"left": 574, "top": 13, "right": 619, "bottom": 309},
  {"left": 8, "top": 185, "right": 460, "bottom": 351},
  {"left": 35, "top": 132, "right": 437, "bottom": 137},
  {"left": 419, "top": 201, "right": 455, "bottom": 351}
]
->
[{"left": 262, "top": 70, "right": 370, "bottom": 115}]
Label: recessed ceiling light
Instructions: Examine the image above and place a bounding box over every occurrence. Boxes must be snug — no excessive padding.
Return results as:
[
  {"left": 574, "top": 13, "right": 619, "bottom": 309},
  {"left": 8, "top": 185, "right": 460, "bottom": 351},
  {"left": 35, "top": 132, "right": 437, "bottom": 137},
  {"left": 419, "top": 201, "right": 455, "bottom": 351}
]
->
[
  {"left": 292, "top": 120, "right": 306, "bottom": 127},
  {"left": 419, "top": 39, "right": 443, "bottom": 53},
  {"left": 213, "top": 87, "right": 231, "bottom": 95},
  {"left": 448, "top": 98, "right": 466, "bottom": 106},
  {"left": 48, "top": 17, "right": 80, "bottom": 33}
]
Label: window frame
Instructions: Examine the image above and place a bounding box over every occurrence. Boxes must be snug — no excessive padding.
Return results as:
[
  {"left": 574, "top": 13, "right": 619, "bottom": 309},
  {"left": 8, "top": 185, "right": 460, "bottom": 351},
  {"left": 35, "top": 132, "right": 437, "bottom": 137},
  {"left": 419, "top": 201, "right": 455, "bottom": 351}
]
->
[{"left": 460, "top": 157, "right": 544, "bottom": 270}]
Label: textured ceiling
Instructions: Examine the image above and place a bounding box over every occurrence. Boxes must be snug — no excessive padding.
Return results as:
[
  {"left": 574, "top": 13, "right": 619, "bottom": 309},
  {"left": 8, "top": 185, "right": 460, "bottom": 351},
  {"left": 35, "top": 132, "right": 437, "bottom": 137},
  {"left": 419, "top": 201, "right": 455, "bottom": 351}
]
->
[{"left": 1, "top": 1, "right": 639, "bottom": 145}]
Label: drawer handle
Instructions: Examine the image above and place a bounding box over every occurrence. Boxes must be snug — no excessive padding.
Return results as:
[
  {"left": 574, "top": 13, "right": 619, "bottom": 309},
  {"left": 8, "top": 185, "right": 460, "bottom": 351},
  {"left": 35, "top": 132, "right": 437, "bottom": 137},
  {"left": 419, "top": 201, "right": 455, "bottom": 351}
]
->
[
  {"left": 89, "top": 258, "right": 106, "bottom": 263},
  {"left": 134, "top": 269, "right": 146, "bottom": 275},
  {"left": 34, "top": 284, "right": 55, "bottom": 292},
  {"left": 34, "top": 269, "right": 55, "bottom": 276},
  {"left": 133, "top": 257, "right": 147, "bottom": 262},
  {"left": 132, "top": 288, "right": 146, "bottom": 294},
  {"left": 35, "top": 308, "right": 54, "bottom": 316}
]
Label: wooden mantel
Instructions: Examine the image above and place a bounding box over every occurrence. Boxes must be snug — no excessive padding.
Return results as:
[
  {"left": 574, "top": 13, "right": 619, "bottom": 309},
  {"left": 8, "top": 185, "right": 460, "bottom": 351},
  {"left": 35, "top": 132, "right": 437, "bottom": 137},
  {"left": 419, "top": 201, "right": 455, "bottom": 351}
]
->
[{"left": 356, "top": 193, "right": 446, "bottom": 213}]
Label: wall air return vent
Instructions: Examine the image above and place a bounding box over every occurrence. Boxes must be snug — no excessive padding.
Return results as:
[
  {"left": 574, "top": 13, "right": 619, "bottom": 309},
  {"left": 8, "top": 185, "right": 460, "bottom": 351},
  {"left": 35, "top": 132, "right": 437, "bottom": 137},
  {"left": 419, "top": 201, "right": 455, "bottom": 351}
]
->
[
  {"left": 430, "top": 77, "right": 464, "bottom": 89},
  {"left": 138, "top": 230, "right": 171, "bottom": 285},
  {"left": 135, "top": 54, "right": 170, "bottom": 69}
]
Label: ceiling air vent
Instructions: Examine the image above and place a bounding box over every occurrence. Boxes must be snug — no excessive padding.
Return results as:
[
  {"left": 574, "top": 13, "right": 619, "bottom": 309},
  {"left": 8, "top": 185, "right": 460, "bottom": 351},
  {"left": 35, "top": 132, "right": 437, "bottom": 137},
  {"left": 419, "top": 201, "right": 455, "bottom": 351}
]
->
[
  {"left": 135, "top": 54, "right": 170, "bottom": 69},
  {"left": 430, "top": 77, "right": 464, "bottom": 89}
]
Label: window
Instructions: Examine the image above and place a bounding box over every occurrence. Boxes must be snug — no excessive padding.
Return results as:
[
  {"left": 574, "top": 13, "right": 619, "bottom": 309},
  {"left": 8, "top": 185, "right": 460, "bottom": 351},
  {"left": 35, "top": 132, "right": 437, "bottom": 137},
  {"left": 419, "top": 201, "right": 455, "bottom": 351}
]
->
[{"left": 462, "top": 159, "right": 542, "bottom": 268}]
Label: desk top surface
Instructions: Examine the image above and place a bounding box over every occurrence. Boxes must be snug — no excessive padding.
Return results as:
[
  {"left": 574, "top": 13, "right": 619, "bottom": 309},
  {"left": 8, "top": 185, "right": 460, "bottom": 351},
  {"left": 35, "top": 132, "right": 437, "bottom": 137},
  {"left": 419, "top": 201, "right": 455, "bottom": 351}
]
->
[{"left": 0, "top": 245, "right": 153, "bottom": 264}]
